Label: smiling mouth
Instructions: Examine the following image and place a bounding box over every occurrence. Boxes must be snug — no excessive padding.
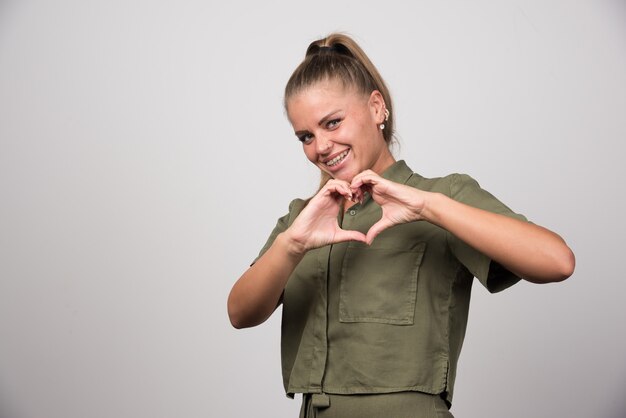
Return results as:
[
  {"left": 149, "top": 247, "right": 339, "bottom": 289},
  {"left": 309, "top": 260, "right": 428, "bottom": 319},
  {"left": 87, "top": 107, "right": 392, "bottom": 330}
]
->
[{"left": 325, "top": 149, "right": 350, "bottom": 167}]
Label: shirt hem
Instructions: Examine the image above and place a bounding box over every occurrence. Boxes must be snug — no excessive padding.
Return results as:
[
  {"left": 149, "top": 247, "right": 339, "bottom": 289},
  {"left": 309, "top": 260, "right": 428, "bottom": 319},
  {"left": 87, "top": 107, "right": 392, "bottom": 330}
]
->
[{"left": 287, "top": 384, "right": 444, "bottom": 396}]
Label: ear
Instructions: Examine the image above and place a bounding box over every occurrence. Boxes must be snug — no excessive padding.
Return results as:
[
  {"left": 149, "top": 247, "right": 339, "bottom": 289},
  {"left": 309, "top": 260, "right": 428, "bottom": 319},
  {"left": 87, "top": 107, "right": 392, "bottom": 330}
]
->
[{"left": 368, "top": 90, "right": 386, "bottom": 124}]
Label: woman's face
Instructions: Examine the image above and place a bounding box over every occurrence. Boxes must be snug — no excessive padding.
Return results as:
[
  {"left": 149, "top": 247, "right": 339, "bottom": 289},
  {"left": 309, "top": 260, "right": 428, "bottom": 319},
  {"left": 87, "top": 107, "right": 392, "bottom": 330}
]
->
[{"left": 286, "top": 79, "right": 395, "bottom": 183}]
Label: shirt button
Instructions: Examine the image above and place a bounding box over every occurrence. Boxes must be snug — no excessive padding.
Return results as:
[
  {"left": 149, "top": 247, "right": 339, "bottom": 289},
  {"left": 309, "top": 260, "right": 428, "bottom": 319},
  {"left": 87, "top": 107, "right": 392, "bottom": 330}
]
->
[{"left": 349, "top": 210, "right": 357, "bottom": 216}]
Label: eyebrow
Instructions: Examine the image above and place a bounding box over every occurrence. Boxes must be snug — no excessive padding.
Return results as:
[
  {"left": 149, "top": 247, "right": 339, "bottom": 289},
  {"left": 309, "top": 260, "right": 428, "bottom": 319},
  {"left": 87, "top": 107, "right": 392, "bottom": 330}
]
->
[{"left": 294, "top": 110, "right": 341, "bottom": 136}]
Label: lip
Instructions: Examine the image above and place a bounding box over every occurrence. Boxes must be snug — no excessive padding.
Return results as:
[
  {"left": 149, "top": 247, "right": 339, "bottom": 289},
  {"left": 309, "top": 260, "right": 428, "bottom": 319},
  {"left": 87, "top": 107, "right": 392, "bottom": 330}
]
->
[{"left": 321, "top": 148, "right": 351, "bottom": 172}]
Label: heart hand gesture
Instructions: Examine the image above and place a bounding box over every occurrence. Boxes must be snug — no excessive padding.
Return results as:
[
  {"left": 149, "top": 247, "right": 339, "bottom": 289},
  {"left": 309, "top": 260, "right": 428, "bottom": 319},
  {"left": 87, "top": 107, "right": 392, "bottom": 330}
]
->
[
  {"left": 284, "top": 171, "right": 430, "bottom": 254},
  {"left": 351, "top": 170, "right": 427, "bottom": 245},
  {"left": 284, "top": 179, "right": 367, "bottom": 254}
]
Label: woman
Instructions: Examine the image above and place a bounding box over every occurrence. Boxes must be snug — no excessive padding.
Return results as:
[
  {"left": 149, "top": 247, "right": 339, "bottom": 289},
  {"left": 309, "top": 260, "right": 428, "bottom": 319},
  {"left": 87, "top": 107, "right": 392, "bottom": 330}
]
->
[{"left": 227, "top": 33, "right": 575, "bottom": 417}]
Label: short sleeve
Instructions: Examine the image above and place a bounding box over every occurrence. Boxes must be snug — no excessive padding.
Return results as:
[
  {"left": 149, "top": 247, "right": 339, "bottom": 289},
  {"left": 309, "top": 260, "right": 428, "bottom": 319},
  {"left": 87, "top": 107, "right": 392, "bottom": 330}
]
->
[
  {"left": 445, "top": 174, "right": 528, "bottom": 293},
  {"left": 250, "top": 198, "right": 307, "bottom": 266}
]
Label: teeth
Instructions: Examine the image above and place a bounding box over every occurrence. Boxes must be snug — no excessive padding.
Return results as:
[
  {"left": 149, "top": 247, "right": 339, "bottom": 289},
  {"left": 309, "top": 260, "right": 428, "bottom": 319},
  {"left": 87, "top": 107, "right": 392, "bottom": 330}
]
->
[{"left": 326, "top": 150, "right": 349, "bottom": 167}]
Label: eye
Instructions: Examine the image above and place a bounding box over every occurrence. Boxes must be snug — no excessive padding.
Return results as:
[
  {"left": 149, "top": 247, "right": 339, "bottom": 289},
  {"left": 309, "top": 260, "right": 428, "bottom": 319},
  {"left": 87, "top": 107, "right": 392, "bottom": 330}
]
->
[
  {"left": 326, "top": 118, "right": 341, "bottom": 129},
  {"left": 297, "top": 133, "right": 314, "bottom": 145}
]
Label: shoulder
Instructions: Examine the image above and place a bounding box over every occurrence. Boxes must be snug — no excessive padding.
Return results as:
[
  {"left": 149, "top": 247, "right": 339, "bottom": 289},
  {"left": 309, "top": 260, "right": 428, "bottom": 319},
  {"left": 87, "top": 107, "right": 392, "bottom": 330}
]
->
[
  {"left": 284, "top": 197, "right": 310, "bottom": 225},
  {"left": 389, "top": 161, "right": 488, "bottom": 202},
  {"left": 405, "top": 170, "right": 481, "bottom": 197}
]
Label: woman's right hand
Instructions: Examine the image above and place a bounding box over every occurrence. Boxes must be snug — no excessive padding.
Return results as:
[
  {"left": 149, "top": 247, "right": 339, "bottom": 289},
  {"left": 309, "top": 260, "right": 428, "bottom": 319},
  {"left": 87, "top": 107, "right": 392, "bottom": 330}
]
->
[
  {"left": 283, "top": 179, "right": 367, "bottom": 255},
  {"left": 228, "top": 179, "right": 366, "bottom": 329}
]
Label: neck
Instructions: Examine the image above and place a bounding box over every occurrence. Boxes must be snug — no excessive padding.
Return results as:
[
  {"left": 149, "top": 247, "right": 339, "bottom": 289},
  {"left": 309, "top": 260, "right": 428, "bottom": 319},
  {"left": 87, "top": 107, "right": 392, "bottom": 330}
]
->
[{"left": 370, "top": 149, "right": 396, "bottom": 176}]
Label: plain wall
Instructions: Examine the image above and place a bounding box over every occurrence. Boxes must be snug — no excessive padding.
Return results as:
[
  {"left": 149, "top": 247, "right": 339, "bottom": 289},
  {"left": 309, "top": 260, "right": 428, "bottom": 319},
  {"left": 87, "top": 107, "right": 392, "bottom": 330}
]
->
[{"left": 1, "top": 1, "right": 625, "bottom": 417}]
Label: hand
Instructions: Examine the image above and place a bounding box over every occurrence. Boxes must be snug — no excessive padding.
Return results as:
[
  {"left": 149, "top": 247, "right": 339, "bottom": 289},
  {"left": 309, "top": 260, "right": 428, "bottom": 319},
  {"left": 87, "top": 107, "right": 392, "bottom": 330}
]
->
[
  {"left": 351, "top": 170, "right": 427, "bottom": 244},
  {"left": 284, "top": 179, "right": 367, "bottom": 254}
]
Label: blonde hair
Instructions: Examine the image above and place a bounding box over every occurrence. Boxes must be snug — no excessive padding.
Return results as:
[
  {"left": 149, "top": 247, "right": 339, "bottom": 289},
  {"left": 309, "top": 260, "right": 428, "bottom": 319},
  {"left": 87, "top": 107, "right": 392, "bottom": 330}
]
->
[{"left": 284, "top": 33, "right": 394, "bottom": 188}]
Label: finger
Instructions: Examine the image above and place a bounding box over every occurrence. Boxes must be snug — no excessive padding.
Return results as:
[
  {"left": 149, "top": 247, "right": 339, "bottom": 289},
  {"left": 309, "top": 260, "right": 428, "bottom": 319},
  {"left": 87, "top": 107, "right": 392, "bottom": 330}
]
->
[
  {"left": 351, "top": 170, "right": 382, "bottom": 192},
  {"left": 350, "top": 186, "right": 364, "bottom": 203},
  {"left": 324, "top": 180, "right": 354, "bottom": 201},
  {"left": 350, "top": 182, "right": 372, "bottom": 205},
  {"left": 365, "top": 219, "right": 392, "bottom": 245},
  {"left": 352, "top": 169, "right": 377, "bottom": 182},
  {"left": 325, "top": 179, "right": 351, "bottom": 188}
]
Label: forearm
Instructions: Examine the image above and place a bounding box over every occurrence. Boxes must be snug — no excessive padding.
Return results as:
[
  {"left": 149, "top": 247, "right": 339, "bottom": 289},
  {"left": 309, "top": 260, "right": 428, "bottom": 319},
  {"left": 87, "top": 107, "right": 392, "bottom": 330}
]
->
[
  {"left": 227, "top": 233, "right": 304, "bottom": 329},
  {"left": 422, "top": 192, "right": 575, "bottom": 283}
]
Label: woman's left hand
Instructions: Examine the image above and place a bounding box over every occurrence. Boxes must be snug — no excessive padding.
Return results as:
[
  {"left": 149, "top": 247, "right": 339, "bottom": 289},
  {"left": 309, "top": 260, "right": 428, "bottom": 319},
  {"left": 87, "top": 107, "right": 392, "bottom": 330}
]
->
[
  {"left": 351, "top": 170, "right": 429, "bottom": 244},
  {"left": 351, "top": 169, "right": 575, "bottom": 283}
]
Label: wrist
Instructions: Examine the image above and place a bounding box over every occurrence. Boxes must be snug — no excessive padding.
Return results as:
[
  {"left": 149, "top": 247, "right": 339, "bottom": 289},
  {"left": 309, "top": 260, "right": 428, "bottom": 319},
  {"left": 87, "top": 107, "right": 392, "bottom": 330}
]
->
[
  {"left": 419, "top": 191, "right": 446, "bottom": 225},
  {"left": 276, "top": 231, "right": 308, "bottom": 259}
]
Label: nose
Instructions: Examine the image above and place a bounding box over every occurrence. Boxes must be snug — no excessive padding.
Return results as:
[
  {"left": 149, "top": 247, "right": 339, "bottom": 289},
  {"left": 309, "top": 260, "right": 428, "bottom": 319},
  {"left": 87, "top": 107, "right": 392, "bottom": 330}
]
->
[{"left": 316, "top": 134, "right": 333, "bottom": 155}]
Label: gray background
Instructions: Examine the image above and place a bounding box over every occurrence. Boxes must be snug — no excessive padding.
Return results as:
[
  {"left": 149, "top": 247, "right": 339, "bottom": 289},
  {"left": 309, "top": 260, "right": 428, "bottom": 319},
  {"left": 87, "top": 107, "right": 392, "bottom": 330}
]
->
[{"left": 1, "top": 1, "right": 625, "bottom": 417}]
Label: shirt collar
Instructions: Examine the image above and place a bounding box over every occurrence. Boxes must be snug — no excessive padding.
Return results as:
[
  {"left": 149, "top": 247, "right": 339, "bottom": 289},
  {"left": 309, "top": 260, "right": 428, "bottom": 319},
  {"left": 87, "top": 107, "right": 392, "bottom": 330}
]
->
[{"left": 380, "top": 160, "right": 418, "bottom": 185}]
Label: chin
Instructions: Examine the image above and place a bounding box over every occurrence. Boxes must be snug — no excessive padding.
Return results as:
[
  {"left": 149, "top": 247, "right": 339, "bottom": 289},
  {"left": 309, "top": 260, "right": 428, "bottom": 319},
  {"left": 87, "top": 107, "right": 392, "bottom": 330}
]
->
[
  {"left": 335, "top": 172, "right": 356, "bottom": 183},
  {"left": 320, "top": 165, "right": 358, "bottom": 183}
]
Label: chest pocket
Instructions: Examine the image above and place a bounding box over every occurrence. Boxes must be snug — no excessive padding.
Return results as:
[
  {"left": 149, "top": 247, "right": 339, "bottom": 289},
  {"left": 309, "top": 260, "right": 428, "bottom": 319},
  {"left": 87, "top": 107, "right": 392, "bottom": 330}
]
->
[{"left": 339, "top": 241, "right": 426, "bottom": 325}]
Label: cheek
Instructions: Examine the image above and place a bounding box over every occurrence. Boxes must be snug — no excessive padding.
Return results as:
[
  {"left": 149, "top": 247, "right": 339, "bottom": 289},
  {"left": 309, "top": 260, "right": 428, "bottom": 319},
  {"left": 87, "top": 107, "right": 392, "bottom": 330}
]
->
[{"left": 303, "top": 146, "right": 317, "bottom": 163}]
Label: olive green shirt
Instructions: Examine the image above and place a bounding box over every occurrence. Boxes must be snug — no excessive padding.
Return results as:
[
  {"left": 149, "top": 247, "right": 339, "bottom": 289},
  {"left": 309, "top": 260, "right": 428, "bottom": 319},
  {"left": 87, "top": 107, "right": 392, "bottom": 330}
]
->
[{"left": 255, "top": 160, "right": 527, "bottom": 406}]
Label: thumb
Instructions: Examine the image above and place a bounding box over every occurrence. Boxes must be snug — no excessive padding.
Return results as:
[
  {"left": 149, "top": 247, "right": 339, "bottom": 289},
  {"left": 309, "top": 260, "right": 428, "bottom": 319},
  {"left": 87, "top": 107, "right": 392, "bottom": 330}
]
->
[{"left": 334, "top": 229, "right": 367, "bottom": 244}]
